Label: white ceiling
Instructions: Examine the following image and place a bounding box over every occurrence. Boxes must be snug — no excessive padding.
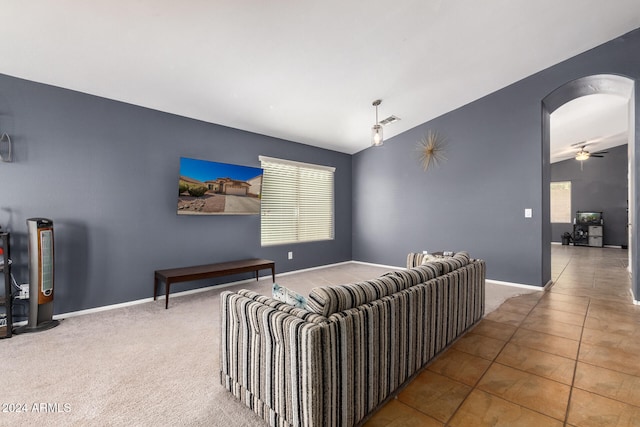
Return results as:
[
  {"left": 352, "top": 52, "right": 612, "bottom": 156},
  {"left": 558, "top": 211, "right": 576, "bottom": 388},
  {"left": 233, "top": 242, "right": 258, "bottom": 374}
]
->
[
  {"left": 551, "top": 94, "right": 630, "bottom": 163},
  {"left": 1, "top": 1, "right": 639, "bottom": 155}
]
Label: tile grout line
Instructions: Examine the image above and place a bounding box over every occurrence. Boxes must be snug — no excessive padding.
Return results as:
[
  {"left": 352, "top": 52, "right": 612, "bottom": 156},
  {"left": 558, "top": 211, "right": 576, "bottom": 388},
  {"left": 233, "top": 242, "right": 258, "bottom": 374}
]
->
[
  {"left": 367, "top": 247, "right": 633, "bottom": 426},
  {"left": 488, "top": 292, "right": 574, "bottom": 424},
  {"left": 566, "top": 304, "right": 640, "bottom": 411},
  {"left": 460, "top": 292, "right": 582, "bottom": 424},
  {"left": 562, "top": 296, "right": 590, "bottom": 426},
  {"left": 443, "top": 301, "right": 537, "bottom": 426},
  {"left": 442, "top": 339, "right": 509, "bottom": 426}
]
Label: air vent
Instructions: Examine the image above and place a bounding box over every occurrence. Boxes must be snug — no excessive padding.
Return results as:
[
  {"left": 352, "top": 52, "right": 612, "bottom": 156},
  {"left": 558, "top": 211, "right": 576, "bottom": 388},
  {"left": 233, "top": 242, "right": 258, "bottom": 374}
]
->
[{"left": 379, "top": 115, "right": 400, "bottom": 126}]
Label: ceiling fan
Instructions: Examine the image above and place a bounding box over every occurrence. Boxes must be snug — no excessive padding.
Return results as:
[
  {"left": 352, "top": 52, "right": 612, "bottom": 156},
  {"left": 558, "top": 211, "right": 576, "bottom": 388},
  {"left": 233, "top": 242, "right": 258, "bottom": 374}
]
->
[{"left": 571, "top": 141, "right": 608, "bottom": 161}]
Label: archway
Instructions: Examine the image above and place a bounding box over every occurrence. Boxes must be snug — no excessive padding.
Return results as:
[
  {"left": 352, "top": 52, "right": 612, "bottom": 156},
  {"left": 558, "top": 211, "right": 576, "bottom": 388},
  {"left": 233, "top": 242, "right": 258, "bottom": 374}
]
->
[{"left": 542, "top": 74, "right": 635, "bottom": 298}]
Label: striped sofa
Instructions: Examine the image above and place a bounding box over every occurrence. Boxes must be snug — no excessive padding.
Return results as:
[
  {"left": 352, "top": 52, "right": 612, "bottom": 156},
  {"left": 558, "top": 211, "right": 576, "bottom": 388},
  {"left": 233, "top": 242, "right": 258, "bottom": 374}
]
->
[{"left": 220, "top": 252, "right": 485, "bottom": 426}]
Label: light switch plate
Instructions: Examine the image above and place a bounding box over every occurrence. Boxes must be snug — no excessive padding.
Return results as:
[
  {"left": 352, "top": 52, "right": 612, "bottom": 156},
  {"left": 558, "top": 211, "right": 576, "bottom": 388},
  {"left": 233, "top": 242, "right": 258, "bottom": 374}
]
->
[{"left": 525, "top": 208, "right": 532, "bottom": 218}]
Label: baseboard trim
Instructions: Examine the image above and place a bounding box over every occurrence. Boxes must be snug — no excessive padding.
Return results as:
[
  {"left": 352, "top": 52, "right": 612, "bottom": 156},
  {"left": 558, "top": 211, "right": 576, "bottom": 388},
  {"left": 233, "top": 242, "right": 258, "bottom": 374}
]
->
[
  {"left": 46, "top": 261, "right": 356, "bottom": 321},
  {"left": 353, "top": 261, "right": 551, "bottom": 291},
  {"left": 50, "top": 276, "right": 273, "bottom": 321},
  {"left": 551, "top": 242, "right": 624, "bottom": 249},
  {"left": 40, "top": 260, "right": 552, "bottom": 321},
  {"left": 485, "top": 278, "right": 549, "bottom": 291},
  {"left": 351, "top": 260, "right": 405, "bottom": 270},
  {"left": 274, "top": 261, "right": 354, "bottom": 277}
]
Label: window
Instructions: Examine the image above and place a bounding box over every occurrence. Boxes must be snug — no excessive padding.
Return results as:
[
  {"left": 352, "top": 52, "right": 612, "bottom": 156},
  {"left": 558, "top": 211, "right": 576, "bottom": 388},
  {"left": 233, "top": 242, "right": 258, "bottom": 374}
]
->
[
  {"left": 550, "top": 181, "right": 572, "bottom": 223},
  {"left": 259, "top": 156, "right": 335, "bottom": 246}
]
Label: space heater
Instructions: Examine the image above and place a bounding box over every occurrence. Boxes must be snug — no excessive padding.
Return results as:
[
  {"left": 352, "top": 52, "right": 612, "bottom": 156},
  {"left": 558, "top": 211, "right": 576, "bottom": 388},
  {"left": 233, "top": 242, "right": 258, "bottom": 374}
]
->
[{"left": 15, "top": 218, "right": 59, "bottom": 333}]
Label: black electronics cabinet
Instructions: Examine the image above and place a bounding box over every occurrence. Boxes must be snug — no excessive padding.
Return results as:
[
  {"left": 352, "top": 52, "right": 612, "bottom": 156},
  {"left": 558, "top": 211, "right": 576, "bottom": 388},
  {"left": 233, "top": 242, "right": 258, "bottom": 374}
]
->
[
  {"left": 573, "top": 211, "right": 604, "bottom": 248},
  {"left": 0, "top": 232, "right": 12, "bottom": 338}
]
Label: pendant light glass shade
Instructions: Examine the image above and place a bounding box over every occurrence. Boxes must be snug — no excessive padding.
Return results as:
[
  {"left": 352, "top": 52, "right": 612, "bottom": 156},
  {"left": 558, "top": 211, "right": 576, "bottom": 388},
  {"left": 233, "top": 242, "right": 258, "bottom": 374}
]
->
[
  {"left": 371, "top": 99, "right": 383, "bottom": 146},
  {"left": 0, "top": 133, "right": 11, "bottom": 162},
  {"left": 371, "top": 124, "right": 383, "bottom": 146}
]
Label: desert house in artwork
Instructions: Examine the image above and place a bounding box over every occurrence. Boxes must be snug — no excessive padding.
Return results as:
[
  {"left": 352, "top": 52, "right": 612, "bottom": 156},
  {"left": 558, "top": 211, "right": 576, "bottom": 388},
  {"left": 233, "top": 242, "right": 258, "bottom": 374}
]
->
[
  {"left": 177, "top": 157, "right": 264, "bottom": 215},
  {"left": 205, "top": 177, "right": 251, "bottom": 196},
  {"left": 180, "top": 175, "right": 262, "bottom": 197}
]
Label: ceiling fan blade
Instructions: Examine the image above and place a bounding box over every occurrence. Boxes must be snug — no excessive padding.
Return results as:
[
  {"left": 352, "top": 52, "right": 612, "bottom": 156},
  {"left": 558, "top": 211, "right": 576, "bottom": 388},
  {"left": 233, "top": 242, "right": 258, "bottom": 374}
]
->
[
  {"left": 570, "top": 138, "right": 605, "bottom": 148},
  {"left": 590, "top": 154, "right": 605, "bottom": 158},
  {"left": 592, "top": 151, "right": 608, "bottom": 155}
]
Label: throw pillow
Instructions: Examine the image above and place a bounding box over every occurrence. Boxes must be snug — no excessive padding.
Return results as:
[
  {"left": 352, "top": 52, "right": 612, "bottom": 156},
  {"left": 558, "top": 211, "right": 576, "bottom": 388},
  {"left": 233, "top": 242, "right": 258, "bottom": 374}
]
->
[
  {"left": 421, "top": 252, "right": 453, "bottom": 264},
  {"left": 272, "top": 283, "right": 309, "bottom": 310}
]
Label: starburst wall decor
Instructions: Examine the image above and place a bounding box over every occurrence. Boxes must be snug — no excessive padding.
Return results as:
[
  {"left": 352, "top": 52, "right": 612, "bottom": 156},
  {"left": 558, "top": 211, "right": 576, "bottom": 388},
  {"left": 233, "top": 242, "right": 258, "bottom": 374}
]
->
[{"left": 417, "top": 130, "right": 447, "bottom": 171}]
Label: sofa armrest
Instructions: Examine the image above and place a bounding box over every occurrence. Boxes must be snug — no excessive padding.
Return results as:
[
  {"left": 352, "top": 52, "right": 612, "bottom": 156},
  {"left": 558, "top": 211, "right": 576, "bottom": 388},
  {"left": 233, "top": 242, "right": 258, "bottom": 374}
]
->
[
  {"left": 407, "top": 252, "right": 426, "bottom": 268},
  {"left": 220, "top": 291, "right": 328, "bottom": 426}
]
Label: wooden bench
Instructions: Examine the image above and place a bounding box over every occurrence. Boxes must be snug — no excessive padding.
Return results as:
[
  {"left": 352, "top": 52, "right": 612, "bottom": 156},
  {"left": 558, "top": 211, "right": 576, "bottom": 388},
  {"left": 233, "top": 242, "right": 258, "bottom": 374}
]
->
[{"left": 154, "top": 258, "right": 275, "bottom": 309}]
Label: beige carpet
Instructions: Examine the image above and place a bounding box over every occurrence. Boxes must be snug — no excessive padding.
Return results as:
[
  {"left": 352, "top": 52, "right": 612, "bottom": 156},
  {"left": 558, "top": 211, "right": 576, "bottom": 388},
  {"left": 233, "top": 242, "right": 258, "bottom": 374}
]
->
[{"left": 1, "top": 262, "right": 535, "bottom": 427}]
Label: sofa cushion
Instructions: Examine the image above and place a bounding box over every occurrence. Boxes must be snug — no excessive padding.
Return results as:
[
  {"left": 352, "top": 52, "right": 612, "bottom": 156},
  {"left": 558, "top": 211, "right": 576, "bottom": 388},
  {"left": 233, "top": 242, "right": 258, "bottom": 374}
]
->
[
  {"left": 433, "top": 251, "right": 470, "bottom": 274},
  {"left": 407, "top": 251, "right": 471, "bottom": 269},
  {"left": 387, "top": 262, "right": 442, "bottom": 287},
  {"left": 413, "top": 263, "right": 442, "bottom": 280},
  {"left": 384, "top": 269, "right": 420, "bottom": 287},
  {"left": 455, "top": 251, "right": 470, "bottom": 263},
  {"left": 306, "top": 275, "right": 409, "bottom": 317},
  {"left": 421, "top": 254, "right": 446, "bottom": 264},
  {"left": 407, "top": 252, "right": 452, "bottom": 268}
]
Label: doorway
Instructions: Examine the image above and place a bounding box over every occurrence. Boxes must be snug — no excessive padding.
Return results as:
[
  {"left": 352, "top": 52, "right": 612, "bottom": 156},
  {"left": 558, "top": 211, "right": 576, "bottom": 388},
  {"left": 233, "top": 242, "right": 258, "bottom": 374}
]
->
[{"left": 542, "top": 74, "right": 635, "bottom": 300}]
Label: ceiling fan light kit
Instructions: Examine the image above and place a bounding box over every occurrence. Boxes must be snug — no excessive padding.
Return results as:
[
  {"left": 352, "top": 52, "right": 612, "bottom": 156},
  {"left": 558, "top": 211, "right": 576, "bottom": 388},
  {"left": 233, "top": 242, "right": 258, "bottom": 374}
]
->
[
  {"left": 574, "top": 143, "right": 608, "bottom": 162},
  {"left": 572, "top": 142, "right": 610, "bottom": 171},
  {"left": 575, "top": 150, "right": 590, "bottom": 161}
]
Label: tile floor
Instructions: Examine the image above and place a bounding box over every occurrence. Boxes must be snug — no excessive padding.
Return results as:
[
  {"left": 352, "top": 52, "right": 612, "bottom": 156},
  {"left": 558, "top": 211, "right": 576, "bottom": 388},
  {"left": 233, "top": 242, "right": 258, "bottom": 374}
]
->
[{"left": 364, "top": 245, "right": 638, "bottom": 426}]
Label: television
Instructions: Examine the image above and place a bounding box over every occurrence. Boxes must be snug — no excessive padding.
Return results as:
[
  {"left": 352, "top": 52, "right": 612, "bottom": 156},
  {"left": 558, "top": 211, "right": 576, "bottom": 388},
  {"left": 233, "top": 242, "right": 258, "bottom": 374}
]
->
[
  {"left": 575, "top": 211, "right": 603, "bottom": 225},
  {"left": 177, "top": 157, "right": 263, "bottom": 215}
]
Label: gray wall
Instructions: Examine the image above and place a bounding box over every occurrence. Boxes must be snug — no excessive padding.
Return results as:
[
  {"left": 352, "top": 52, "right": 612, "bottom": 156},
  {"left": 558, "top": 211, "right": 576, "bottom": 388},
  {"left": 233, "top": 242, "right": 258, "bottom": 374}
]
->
[
  {"left": 551, "top": 144, "right": 628, "bottom": 246},
  {"left": 0, "top": 75, "right": 353, "bottom": 314},
  {"left": 3, "top": 27, "right": 640, "bottom": 313},
  {"left": 353, "top": 28, "right": 640, "bottom": 288}
]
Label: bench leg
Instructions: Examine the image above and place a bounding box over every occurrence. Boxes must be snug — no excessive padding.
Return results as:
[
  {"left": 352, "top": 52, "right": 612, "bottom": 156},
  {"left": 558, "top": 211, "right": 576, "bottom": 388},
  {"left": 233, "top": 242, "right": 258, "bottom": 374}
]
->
[
  {"left": 154, "top": 277, "right": 158, "bottom": 301},
  {"left": 165, "top": 281, "right": 171, "bottom": 309},
  {"left": 271, "top": 267, "right": 275, "bottom": 283}
]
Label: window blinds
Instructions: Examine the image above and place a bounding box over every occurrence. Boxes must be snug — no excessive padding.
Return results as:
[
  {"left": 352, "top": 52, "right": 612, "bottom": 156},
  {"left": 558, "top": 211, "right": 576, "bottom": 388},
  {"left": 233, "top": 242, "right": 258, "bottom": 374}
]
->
[
  {"left": 259, "top": 156, "right": 335, "bottom": 246},
  {"left": 550, "top": 181, "right": 572, "bottom": 223}
]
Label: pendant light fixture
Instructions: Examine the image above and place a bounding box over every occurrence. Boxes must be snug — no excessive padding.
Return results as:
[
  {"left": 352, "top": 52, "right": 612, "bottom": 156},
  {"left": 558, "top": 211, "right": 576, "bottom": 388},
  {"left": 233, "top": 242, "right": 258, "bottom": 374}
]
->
[
  {"left": 371, "top": 99, "right": 383, "bottom": 147},
  {"left": 0, "top": 133, "right": 11, "bottom": 162}
]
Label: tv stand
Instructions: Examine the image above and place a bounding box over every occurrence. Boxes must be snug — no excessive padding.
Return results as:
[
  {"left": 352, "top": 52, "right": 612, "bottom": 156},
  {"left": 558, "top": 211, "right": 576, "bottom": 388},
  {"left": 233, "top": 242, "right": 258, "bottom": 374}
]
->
[
  {"left": 0, "top": 232, "right": 12, "bottom": 338},
  {"left": 574, "top": 224, "right": 604, "bottom": 247},
  {"left": 573, "top": 211, "right": 604, "bottom": 247}
]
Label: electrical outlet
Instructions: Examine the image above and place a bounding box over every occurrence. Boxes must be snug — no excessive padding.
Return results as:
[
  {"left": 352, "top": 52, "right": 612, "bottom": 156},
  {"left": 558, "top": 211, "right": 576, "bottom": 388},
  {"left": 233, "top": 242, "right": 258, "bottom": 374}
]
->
[
  {"left": 288, "top": 251, "right": 293, "bottom": 260},
  {"left": 18, "top": 284, "right": 29, "bottom": 299}
]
